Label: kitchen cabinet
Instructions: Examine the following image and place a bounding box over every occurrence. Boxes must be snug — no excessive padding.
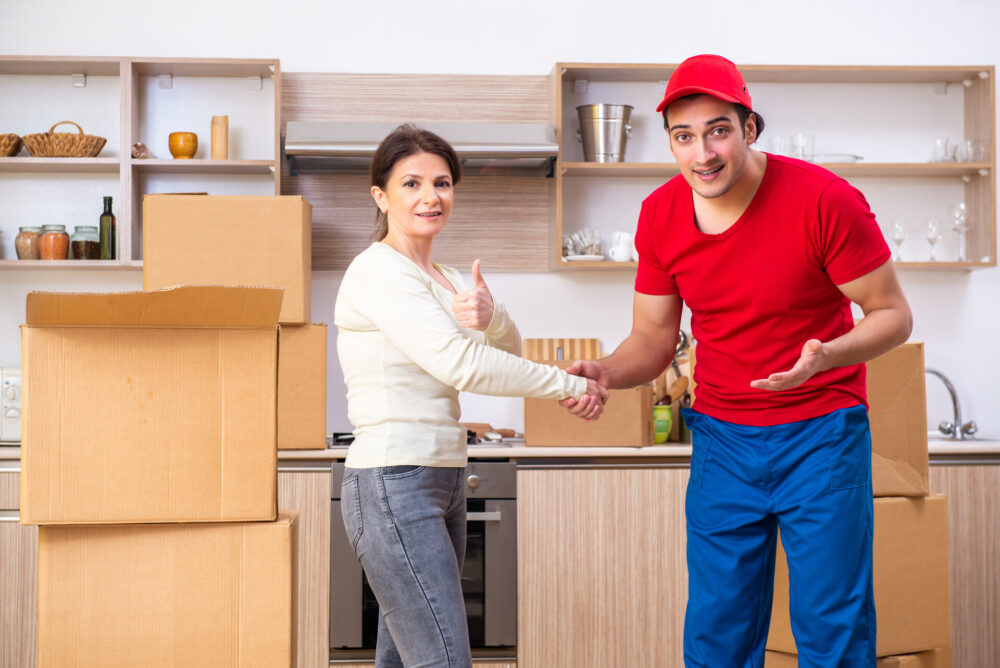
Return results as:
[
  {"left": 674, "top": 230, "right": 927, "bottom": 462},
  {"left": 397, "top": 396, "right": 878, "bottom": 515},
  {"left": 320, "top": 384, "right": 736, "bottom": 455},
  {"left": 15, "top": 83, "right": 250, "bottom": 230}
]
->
[
  {"left": 1, "top": 465, "right": 37, "bottom": 668},
  {"left": 554, "top": 63, "right": 996, "bottom": 271},
  {"left": 930, "top": 462, "right": 1000, "bottom": 668},
  {"left": 278, "top": 461, "right": 332, "bottom": 668},
  {"left": 0, "top": 55, "right": 280, "bottom": 267},
  {"left": 517, "top": 465, "right": 689, "bottom": 668}
]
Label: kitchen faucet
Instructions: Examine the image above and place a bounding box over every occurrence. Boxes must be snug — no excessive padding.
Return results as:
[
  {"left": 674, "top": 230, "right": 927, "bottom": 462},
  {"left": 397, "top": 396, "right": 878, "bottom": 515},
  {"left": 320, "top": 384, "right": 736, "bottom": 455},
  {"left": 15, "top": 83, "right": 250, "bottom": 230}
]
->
[{"left": 925, "top": 368, "right": 977, "bottom": 440}]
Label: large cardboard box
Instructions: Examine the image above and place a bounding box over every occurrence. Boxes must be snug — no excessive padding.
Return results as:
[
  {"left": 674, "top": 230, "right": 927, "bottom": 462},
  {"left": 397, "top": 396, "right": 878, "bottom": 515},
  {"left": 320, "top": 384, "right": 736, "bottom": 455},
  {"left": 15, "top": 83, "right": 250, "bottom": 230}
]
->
[
  {"left": 20, "top": 286, "right": 281, "bottom": 525},
  {"left": 37, "top": 512, "right": 298, "bottom": 667},
  {"left": 765, "top": 647, "right": 951, "bottom": 667},
  {"left": 278, "top": 323, "right": 327, "bottom": 450},
  {"left": 143, "top": 195, "right": 312, "bottom": 325},
  {"left": 524, "top": 361, "right": 654, "bottom": 446},
  {"left": 867, "top": 343, "right": 929, "bottom": 496},
  {"left": 767, "top": 495, "right": 950, "bottom": 658}
]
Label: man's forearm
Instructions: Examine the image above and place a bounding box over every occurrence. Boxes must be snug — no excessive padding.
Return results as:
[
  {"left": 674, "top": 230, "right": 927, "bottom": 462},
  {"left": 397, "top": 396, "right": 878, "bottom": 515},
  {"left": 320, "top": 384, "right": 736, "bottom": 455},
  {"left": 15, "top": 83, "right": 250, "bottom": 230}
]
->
[
  {"left": 821, "top": 305, "right": 912, "bottom": 371},
  {"left": 599, "top": 330, "right": 678, "bottom": 389}
]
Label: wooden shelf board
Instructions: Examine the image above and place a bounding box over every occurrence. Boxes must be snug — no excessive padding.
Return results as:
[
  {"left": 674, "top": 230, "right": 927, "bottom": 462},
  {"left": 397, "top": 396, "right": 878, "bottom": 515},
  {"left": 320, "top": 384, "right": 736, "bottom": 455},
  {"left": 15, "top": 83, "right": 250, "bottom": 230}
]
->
[
  {"left": 0, "top": 259, "right": 135, "bottom": 269},
  {"left": 558, "top": 63, "right": 995, "bottom": 85},
  {"left": 130, "top": 58, "right": 277, "bottom": 78},
  {"left": 0, "top": 157, "right": 120, "bottom": 173},
  {"left": 0, "top": 56, "right": 120, "bottom": 76},
  {"left": 130, "top": 159, "right": 276, "bottom": 175},
  {"left": 894, "top": 261, "right": 995, "bottom": 270},
  {"left": 558, "top": 260, "right": 638, "bottom": 269},
  {"left": 560, "top": 161, "right": 992, "bottom": 178}
]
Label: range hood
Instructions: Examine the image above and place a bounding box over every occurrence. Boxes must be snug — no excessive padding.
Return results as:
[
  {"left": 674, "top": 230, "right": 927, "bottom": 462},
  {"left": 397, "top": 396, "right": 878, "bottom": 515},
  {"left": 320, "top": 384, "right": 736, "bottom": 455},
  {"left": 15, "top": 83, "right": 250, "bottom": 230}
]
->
[{"left": 284, "top": 121, "right": 558, "bottom": 176}]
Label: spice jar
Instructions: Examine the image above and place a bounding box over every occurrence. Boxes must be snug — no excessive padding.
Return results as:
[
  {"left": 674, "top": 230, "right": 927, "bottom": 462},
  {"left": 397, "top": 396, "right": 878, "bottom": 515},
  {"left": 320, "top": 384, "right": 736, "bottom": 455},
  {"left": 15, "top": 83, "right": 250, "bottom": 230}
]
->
[
  {"left": 38, "top": 224, "right": 69, "bottom": 260},
  {"left": 70, "top": 225, "right": 101, "bottom": 259},
  {"left": 15, "top": 226, "right": 42, "bottom": 259}
]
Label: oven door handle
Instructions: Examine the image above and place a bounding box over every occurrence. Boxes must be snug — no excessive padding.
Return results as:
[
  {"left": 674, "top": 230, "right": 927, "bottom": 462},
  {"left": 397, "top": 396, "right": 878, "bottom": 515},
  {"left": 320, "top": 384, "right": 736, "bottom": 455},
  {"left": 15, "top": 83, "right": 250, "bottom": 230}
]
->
[{"left": 466, "top": 510, "right": 503, "bottom": 522}]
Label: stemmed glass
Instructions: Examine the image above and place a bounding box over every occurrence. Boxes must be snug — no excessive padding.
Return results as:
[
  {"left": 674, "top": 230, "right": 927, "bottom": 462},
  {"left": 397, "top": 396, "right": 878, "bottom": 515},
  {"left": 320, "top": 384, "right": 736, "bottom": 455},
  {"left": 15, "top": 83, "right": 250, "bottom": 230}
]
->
[
  {"left": 951, "top": 203, "right": 969, "bottom": 262},
  {"left": 890, "top": 219, "right": 907, "bottom": 261},
  {"left": 926, "top": 219, "right": 942, "bottom": 261}
]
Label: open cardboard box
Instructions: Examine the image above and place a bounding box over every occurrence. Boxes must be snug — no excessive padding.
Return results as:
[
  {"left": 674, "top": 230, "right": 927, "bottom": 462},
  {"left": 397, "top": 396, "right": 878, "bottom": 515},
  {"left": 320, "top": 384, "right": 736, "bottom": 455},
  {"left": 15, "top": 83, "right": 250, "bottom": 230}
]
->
[{"left": 20, "top": 286, "right": 281, "bottom": 525}]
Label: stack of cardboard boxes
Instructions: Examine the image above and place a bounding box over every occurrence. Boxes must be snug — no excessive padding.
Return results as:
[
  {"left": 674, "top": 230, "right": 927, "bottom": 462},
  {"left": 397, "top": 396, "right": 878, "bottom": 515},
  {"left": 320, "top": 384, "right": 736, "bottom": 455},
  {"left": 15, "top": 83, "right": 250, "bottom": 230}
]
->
[
  {"left": 765, "top": 343, "right": 953, "bottom": 667},
  {"left": 19, "top": 194, "right": 326, "bottom": 666}
]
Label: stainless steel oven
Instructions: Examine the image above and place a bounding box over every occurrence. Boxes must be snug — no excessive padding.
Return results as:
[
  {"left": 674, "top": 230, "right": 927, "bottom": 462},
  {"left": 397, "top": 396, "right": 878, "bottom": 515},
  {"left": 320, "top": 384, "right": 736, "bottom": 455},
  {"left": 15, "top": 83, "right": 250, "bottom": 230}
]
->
[{"left": 330, "top": 461, "right": 517, "bottom": 658}]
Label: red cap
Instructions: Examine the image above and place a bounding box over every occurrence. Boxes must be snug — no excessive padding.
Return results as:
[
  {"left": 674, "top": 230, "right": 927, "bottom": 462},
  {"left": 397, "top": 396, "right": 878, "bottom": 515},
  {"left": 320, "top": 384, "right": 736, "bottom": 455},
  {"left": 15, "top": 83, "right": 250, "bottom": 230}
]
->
[{"left": 656, "top": 54, "right": 752, "bottom": 113}]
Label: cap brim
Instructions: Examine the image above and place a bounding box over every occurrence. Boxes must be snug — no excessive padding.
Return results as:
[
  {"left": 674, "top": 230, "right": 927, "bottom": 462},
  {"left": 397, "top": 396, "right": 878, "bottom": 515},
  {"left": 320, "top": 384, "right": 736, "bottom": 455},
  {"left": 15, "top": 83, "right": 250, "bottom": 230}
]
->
[{"left": 655, "top": 85, "right": 749, "bottom": 113}]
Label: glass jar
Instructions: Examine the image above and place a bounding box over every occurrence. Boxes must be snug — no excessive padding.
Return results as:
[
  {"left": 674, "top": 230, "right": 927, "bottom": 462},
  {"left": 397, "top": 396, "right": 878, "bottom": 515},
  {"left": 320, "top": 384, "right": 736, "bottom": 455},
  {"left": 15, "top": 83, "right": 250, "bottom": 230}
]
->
[
  {"left": 38, "top": 224, "right": 69, "bottom": 260},
  {"left": 15, "top": 226, "right": 42, "bottom": 260},
  {"left": 70, "top": 225, "right": 101, "bottom": 260}
]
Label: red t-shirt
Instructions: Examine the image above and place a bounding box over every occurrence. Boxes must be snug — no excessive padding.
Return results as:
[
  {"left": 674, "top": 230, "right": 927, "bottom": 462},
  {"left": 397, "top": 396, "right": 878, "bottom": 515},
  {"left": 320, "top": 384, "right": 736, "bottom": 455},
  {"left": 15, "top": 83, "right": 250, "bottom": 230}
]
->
[{"left": 634, "top": 154, "right": 891, "bottom": 426}]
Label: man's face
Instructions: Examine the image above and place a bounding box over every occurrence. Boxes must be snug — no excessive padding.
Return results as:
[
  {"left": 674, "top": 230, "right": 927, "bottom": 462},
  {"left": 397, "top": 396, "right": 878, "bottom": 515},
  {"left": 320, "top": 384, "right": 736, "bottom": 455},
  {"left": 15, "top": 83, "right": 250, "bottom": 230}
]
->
[{"left": 665, "top": 95, "right": 755, "bottom": 200}]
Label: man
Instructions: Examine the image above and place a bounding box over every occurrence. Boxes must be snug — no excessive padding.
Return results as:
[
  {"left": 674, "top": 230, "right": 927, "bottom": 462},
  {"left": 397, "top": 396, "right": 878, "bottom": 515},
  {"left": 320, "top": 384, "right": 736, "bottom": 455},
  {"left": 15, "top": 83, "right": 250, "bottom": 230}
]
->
[{"left": 563, "top": 54, "right": 912, "bottom": 667}]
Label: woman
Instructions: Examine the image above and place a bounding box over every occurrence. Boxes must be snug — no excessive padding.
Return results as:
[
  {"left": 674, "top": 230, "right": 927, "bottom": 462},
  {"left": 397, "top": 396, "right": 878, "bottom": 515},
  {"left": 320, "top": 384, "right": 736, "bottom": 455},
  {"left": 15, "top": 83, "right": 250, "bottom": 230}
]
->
[{"left": 334, "top": 124, "right": 606, "bottom": 667}]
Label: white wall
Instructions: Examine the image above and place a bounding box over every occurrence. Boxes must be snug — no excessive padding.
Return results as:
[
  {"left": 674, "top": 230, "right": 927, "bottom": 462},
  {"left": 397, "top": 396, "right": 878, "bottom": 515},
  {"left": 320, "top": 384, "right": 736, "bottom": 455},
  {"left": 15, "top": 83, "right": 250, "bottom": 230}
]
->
[{"left": 3, "top": 0, "right": 999, "bottom": 436}]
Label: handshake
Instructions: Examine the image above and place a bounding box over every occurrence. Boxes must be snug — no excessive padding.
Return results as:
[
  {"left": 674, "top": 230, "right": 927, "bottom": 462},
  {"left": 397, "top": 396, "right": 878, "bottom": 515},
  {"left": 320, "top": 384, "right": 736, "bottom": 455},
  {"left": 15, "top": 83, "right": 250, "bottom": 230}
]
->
[{"left": 558, "top": 360, "right": 610, "bottom": 423}]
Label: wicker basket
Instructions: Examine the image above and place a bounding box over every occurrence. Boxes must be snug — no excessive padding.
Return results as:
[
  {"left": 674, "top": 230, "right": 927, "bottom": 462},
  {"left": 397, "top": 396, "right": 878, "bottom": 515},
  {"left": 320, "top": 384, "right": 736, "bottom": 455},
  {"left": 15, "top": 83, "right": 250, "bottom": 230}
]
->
[
  {"left": 0, "top": 133, "right": 22, "bottom": 157},
  {"left": 22, "top": 121, "right": 107, "bottom": 158}
]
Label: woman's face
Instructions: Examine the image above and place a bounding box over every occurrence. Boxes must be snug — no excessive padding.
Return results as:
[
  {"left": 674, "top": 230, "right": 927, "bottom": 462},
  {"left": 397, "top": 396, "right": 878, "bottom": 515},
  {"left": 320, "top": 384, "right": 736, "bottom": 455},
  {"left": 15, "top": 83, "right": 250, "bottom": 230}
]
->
[{"left": 372, "top": 152, "right": 454, "bottom": 242}]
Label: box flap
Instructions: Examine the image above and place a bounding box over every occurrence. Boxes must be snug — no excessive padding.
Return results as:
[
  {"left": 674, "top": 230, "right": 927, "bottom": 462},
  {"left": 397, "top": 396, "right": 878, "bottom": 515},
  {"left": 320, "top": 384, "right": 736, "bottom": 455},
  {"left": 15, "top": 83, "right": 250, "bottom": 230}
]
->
[{"left": 25, "top": 285, "right": 283, "bottom": 328}]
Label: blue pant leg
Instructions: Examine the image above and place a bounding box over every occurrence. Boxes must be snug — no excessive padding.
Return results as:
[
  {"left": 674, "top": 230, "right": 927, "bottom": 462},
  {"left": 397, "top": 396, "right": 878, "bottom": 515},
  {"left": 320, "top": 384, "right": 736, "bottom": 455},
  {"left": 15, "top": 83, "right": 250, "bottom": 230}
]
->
[
  {"left": 683, "top": 410, "right": 777, "bottom": 668},
  {"left": 772, "top": 406, "right": 877, "bottom": 668}
]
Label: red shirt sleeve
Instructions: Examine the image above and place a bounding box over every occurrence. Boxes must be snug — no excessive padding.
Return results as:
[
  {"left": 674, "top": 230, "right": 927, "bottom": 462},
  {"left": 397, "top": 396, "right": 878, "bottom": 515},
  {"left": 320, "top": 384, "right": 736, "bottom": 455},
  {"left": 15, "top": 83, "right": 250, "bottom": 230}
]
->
[
  {"left": 817, "top": 178, "right": 892, "bottom": 285},
  {"left": 634, "top": 199, "right": 678, "bottom": 296}
]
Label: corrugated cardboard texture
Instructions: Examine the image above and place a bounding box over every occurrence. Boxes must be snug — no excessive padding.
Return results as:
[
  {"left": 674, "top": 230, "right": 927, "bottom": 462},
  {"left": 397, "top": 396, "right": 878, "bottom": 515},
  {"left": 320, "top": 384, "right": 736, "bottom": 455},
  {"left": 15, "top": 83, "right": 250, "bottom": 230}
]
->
[
  {"left": 278, "top": 323, "right": 327, "bottom": 450},
  {"left": 143, "top": 195, "right": 312, "bottom": 325},
  {"left": 768, "top": 496, "right": 950, "bottom": 657},
  {"left": 766, "top": 647, "right": 951, "bottom": 668},
  {"left": 38, "top": 512, "right": 297, "bottom": 668},
  {"left": 524, "top": 361, "right": 654, "bottom": 446},
  {"left": 20, "top": 287, "right": 278, "bottom": 525},
  {"left": 867, "top": 343, "right": 929, "bottom": 496}
]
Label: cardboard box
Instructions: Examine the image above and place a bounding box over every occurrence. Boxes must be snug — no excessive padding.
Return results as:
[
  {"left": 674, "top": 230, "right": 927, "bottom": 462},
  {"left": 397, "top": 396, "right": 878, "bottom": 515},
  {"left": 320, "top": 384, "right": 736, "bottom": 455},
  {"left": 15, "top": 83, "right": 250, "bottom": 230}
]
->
[
  {"left": 766, "top": 647, "right": 951, "bottom": 668},
  {"left": 38, "top": 512, "right": 298, "bottom": 667},
  {"left": 278, "top": 323, "right": 327, "bottom": 450},
  {"left": 143, "top": 195, "right": 312, "bottom": 325},
  {"left": 768, "top": 495, "right": 950, "bottom": 658},
  {"left": 20, "top": 286, "right": 281, "bottom": 525},
  {"left": 524, "top": 362, "right": 654, "bottom": 446},
  {"left": 867, "top": 343, "right": 929, "bottom": 496}
]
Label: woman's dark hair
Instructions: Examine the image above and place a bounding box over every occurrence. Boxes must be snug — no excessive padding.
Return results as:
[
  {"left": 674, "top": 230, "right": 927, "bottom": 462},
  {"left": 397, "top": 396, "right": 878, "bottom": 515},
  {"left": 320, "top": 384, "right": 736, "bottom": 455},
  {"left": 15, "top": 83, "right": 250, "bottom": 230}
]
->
[
  {"left": 370, "top": 123, "right": 462, "bottom": 241},
  {"left": 661, "top": 95, "right": 766, "bottom": 142}
]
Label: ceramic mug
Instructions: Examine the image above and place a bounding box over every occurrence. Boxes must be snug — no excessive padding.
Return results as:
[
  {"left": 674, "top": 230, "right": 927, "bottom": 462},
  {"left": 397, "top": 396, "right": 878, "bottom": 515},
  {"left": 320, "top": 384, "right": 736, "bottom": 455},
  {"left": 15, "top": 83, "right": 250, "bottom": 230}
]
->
[{"left": 608, "top": 244, "right": 632, "bottom": 262}]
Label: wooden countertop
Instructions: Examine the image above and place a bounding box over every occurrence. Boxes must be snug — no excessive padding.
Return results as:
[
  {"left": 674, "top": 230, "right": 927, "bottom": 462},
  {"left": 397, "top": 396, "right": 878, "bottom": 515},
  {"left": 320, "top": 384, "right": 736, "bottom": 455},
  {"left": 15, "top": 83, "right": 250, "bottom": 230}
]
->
[{"left": 4, "top": 440, "right": 1000, "bottom": 463}]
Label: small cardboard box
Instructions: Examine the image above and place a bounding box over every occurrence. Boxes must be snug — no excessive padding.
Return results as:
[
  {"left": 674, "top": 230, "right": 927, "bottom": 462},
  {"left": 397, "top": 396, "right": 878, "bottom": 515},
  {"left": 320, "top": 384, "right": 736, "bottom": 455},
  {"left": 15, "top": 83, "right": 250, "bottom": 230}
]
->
[
  {"left": 866, "top": 343, "right": 929, "bottom": 496},
  {"left": 278, "top": 323, "right": 327, "bottom": 450},
  {"left": 143, "top": 195, "right": 312, "bottom": 325},
  {"left": 20, "top": 286, "right": 281, "bottom": 525},
  {"left": 767, "top": 495, "right": 950, "bottom": 658},
  {"left": 524, "top": 362, "right": 654, "bottom": 446},
  {"left": 38, "top": 512, "right": 298, "bottom": 667},
  {"left": 766, "top": 647, "right": 951, "bottom": 668}
]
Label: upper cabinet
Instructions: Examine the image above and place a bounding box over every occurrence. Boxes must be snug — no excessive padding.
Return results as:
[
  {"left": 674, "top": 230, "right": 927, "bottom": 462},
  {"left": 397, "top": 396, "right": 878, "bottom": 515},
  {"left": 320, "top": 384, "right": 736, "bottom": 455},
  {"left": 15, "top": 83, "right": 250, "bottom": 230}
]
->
[
  {"left": 0, "top": 55, "right": 280, "bottom": 268},
  {"left": 554, "top": 63, "right": 996, "bottom": 271}
]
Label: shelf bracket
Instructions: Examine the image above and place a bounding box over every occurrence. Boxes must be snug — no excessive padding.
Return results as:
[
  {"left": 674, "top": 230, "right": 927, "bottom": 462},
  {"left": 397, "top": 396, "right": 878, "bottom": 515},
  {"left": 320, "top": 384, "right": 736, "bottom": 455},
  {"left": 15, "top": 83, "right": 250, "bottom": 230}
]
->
[
  {"left": 248, "top": 75, "right": 262, "bottom": 90},
  {"left": 573, "top": 79, "right": 589, "bottom": 94},
  {"left": 158, "top": 74, "right": 172, "bottom": 90},
  {"left": 71, "top": 73, "right": 86, "bottom": 88},
  {"left": 933, "top": 81, "right": 948, "bottom": 95}
]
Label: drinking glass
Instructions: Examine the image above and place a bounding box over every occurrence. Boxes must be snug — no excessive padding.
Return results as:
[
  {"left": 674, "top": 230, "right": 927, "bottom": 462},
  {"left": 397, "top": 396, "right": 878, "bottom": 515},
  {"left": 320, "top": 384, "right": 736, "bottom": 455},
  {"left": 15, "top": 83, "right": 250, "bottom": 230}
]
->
[
  {"left": 890, "top": 219, "right": 907, "bottom": 261},
  {"left": 951, "top": 203, "right": 969, "bottom": 262},
  {"left": 926, "top": 219, "right": 942, "bottom": 261}
]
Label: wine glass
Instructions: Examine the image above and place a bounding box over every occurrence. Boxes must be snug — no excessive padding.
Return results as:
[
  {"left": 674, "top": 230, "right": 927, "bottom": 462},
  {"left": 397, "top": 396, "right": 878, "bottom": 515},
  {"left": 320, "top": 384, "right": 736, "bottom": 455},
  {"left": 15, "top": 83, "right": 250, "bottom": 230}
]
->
[
  {"left": 951, "top": 203, "right": 969, "bottom": 262},
  {"left": 890, "top": 219, "right": 907, "bottom": 261},
  {"left": 926, "top": 219, "right": 942, "bottom": 261}
]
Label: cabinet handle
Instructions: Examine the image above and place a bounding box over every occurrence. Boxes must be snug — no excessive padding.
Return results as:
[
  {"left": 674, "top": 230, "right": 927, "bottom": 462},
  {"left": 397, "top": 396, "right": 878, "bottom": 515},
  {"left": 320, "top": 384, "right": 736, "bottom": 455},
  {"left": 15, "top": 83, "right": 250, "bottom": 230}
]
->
[
  {"left": 466, "top": 511, "right": 502, "bottom": 522},
  {"left": 0, "top": 510, "right": 19, "bottom": 522}
]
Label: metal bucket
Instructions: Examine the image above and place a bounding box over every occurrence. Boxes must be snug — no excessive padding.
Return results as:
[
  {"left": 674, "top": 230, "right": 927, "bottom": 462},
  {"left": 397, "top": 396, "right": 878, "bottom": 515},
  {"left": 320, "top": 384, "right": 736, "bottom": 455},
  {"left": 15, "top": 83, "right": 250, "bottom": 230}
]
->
[{"left": 576, "top": 104, "right": 633, "bottom": 162}]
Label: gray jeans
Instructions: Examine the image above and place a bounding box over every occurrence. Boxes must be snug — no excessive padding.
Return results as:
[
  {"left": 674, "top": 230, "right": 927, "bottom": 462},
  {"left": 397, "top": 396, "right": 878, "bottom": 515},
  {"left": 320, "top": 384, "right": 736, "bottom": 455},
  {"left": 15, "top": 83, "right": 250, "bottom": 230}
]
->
[{"left": 341, "top": 465, "right": 471, "bottom": 668}]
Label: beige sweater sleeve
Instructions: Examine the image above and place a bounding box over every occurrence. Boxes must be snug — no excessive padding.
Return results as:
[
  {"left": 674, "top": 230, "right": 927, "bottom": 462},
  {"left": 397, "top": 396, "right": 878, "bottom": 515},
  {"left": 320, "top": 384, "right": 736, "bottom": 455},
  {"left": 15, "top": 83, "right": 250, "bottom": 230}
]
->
[{"left": 341, "top": 251, "right": 586, "bottom": 400}]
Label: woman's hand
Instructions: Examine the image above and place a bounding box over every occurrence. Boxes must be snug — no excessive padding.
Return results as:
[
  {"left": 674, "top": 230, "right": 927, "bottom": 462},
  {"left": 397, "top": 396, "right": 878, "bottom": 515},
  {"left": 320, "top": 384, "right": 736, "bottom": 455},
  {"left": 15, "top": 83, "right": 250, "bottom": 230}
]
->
[
  {"left": 569, "top": 378, "right": 609, "bottom": 422},
  {"left": 452, "top": 259, "right": 495, "bottom": 330}
]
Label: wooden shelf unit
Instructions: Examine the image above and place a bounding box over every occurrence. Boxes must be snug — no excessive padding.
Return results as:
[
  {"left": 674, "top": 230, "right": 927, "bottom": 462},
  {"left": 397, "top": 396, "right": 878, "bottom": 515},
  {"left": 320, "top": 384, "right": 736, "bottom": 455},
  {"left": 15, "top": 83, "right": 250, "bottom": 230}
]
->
[
  {"left": 0, "top": 55, "right": 280, "bottom": 268},
  {"left": 554, "top": 62, "right": 996, "bottom": 271}
]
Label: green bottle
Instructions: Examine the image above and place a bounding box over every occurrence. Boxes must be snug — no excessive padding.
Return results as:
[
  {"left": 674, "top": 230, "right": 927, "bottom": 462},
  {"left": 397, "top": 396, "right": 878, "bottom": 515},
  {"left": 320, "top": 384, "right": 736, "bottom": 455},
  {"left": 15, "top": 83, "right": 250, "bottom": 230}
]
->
[{"left": 99, "top": 196, "right": 116, "bottom": 260}]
